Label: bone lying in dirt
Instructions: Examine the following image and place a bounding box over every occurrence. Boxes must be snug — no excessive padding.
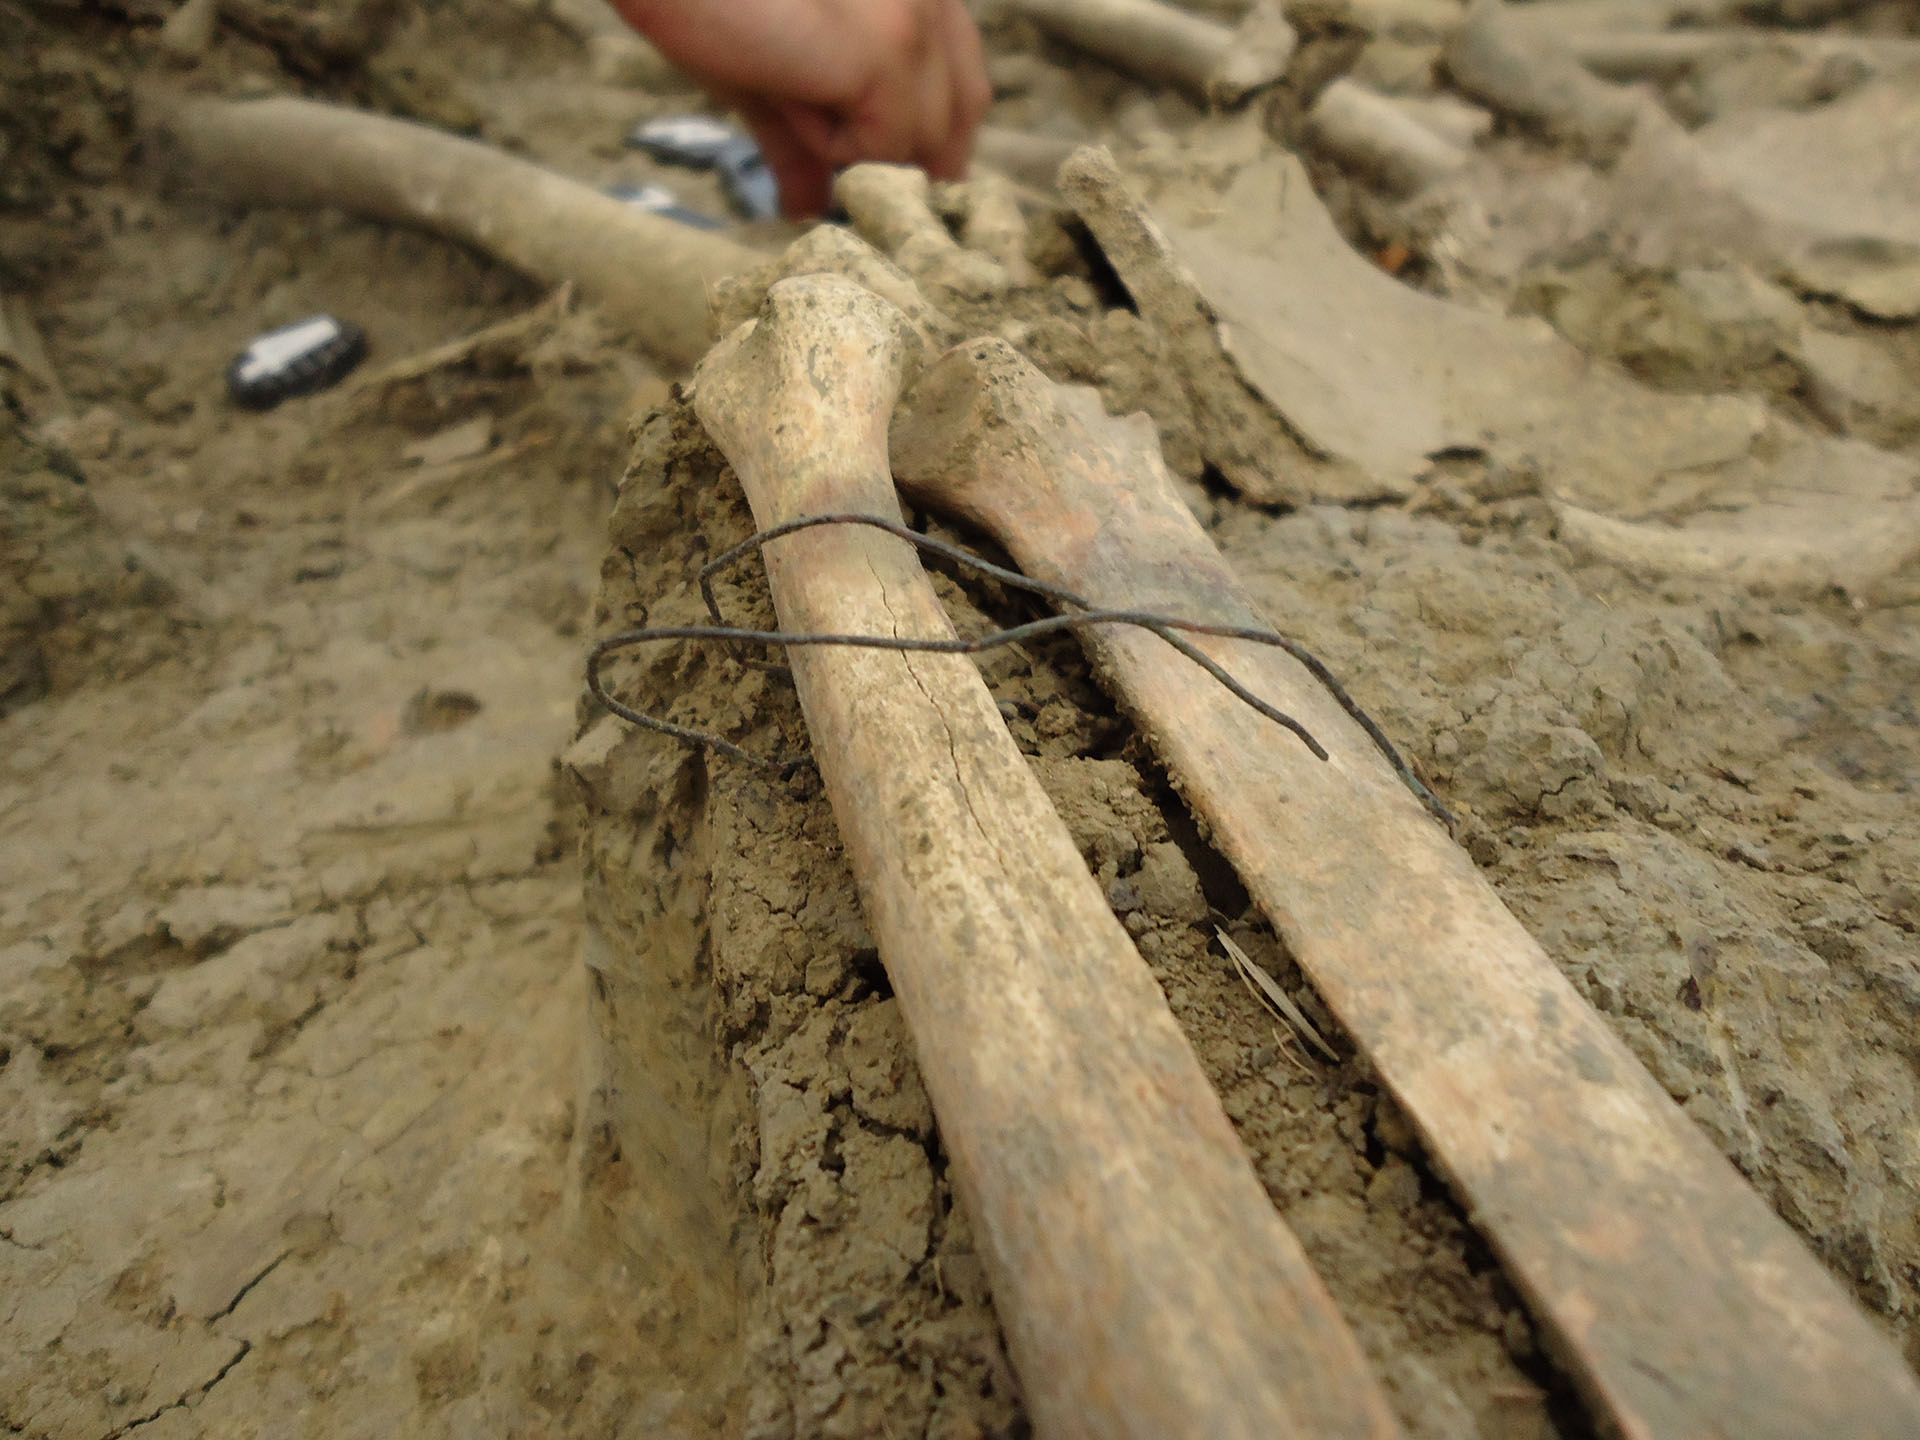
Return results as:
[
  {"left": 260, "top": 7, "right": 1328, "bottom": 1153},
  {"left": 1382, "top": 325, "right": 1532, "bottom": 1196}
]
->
[
  {"left": 691, "top": 275, "right": 1402, "bottom": 1440},
  {"left": 1005, "top": 0, "right": 1297, "bottom": 106},
  {"left": 1063, "top": 143, "right": 1920, "bottom": 591},
  {"left": 709, "top": 225, "right": 962, "bottom": 350},
  {"left": 890, "top": 338, "right": 1920, "bottom": 1440},
  {"left": 834, "top": 165, "right": 1011, "bottom": 302},
  {"left": 141, "top": 93, "right": 760, "bottom": 369},
  {"left": 1446, "top": 0, "right": 1656, "bottom": 155},
  {"left": 951, "top": 170, "right": 1041, "bottom": 287},
  {"left": 975, "top": 126, "right": 1080, "bottom": 192},
  {"left": 1449, "top": 0, "right": 1920, "bottom": 322},
  {"left": 1056, "top": 147, "right": 1334, "bottom": 506},
  {"left": 1304, "top": 80, "right": 1477, "bottom": 198}
]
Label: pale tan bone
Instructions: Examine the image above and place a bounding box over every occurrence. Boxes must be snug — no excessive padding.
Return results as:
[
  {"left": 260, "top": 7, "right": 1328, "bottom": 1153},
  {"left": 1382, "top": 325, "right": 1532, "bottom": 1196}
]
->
[
  {"left": 1305, "top": 79, "right": 1476, "bottom": 196},
  {"left": 1447, "top": 0, "right": 1658, "bottom": 155},
  {"left": 691, "top": 276, "right": 1402, "bottom": 1440},
  {"left": 1007, "top": 0, "right": 1298, "bottom": 106},
  {"left": 1551, "top": 493, "right": 1920, "bottom": 597},
  {"left": 954, "top": 171, "right": 1041, "bottom": 287},
  {"left": 890, "top": 338, "right": 1920, "bottom": 1440},
  {"left": 1444, "top": 0, "right": 1920, "bottom": 140},
  {"left": 141, "top": 93, "right": 759, "bottom": 369},
  {"left": 1448, "top": 1, "right": 1920, "bottom": 322},
  {"left": 1057, "top": 147, "right": 1340, "bottom": 506},
  {"left": 707, "top": 225, "right": 961, "bottom": 349},
  {"left": 834, "top": 164, "right": 1012, "bottom": 301}
]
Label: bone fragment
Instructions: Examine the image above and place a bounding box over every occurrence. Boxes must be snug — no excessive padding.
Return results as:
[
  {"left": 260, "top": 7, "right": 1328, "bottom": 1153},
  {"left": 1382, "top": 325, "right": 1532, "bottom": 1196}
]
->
[
  {"left": 1306, "top": 79, "right": 1475, "bottom": 195},
  {"left": 1440, "top": 1, "right": 1920, "bottom": 321},
  {"left": 1063, "top": 145, "right": 1787, "bottom": 502},
  {"left": 1447, "top": 0, "right": 1657, "bottom": 155},
  {"left": 890, "top": 338, "right": 1920, "bottom": 1440},
  {"left": 834, "top": 165, "right": 1012, "bottom": 301},
  {"left": 1070, "top": 142, "right": 1920, "bottom": 592},
  {"left": 692, "top": 275, "right": 1402, "bottom": 1440},
  {"left": 140, "top": 93, "right": 759, "bottom": 369},
  {"left": 1007, "top": 0, "right": 1298, "bottom": 106},
  {"left": 1452, "top": 0, "right": 1920, "bottom": 101},
  {"left": 1059, "top": 148, "right": 1330, "bottom": 505},
  {"left": 1790, "top": 327, "right": 1920, "bottom": 437},
  {"left": 1551, "top": 476, "right": 1920, "bottom": 597},
  {"left": 955, "top": 171, "right": 1041, "bottom": 286},
  {"left": 707, "top": 225, "right": 960, "bottom": 350}
]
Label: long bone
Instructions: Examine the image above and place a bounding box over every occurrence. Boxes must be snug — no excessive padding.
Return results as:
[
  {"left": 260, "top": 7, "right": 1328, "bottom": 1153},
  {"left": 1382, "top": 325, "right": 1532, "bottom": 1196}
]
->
[
  {"left": 834, "top": 164, "right": 1013, "bottom": 301},
  {"left": 1006, "top": 0, "right": 1298, "bottom": 107},
  {"left": 890, "top": 339, "right": 1920, "bottom": 1440},
  {"left": 691, "top": 276, "right": 1402, "bottom": 1440},
  {"left": 141, "top": 93, "right": 759, "bottom": 369}
]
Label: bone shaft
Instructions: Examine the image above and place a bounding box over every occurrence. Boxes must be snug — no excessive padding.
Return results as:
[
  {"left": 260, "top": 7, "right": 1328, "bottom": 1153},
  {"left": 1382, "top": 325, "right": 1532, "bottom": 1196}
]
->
[
  {"left": 1446, "top": 0, "right": 1646, "bottom": 152},
  {"left": 732, "top": 469, "right": 1393, "bottom": 1440},
  {"left": 1009, "top": 0, "right": 1234, "bottom": 96},
  {"left": 895, "top": 367, "right": 1920, "bottom": 1440},
  {"left": 143, "top": 94, "right": 757, "bottom": 368},
  {"left": 694, "top": 282, "right": 1402, "bottom": 1440},
  {"left": 834, "top": 166, "right": 948, "bottom": 256},
  {"left": 1307, "top": 80, "right": 1471, "bottom": 195}
]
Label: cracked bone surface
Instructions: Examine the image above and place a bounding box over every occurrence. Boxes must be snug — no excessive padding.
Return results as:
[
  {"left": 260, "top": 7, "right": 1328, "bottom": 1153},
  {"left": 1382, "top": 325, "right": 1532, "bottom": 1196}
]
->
[
  {"left": 889, "top": 338, "right": 1920, "bottom": 1440},
  {"left": 1005, "top": 0, "right": 1298, "bottom": 105},
  {"left": 691, "top": 275, "right": 1402, "bottom": 1440}
]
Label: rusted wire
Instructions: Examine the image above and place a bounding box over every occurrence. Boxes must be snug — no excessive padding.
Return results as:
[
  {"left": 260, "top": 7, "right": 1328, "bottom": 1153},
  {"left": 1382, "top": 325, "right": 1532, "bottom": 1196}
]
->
[{"left": 587, "top": 511, "right": 1453, "bottom": 826}]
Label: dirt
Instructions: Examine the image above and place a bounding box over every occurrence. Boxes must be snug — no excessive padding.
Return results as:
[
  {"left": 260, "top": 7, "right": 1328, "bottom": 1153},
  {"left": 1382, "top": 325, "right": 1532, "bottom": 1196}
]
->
[
  {"left": 1, "top": 5, "right": 715, "bottom": 1436},
  {"left": 4, "top": 0, "right": 1920, "bottom": 1437}
]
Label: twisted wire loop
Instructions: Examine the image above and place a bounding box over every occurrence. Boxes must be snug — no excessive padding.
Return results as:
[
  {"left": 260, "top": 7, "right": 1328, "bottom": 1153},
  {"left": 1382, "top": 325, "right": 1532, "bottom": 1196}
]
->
[{"left": 586, "top": 511, "right": 1454, "bottom": 827}]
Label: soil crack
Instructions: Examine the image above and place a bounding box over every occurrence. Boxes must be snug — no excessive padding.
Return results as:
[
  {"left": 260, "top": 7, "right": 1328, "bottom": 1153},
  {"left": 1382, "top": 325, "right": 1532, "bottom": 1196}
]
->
[
  {"left": 209, "top": 1251, "right": 290, "bottom": 1323},
  {"left": 867, "top": 550, "right": 997, "bottom": 860},
  {"left": 99, "top": 1341, "right": 251, "bottom": 1440}
]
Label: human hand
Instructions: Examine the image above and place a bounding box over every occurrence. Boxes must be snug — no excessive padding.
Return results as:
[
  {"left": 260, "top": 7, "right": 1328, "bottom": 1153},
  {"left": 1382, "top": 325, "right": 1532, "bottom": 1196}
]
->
[{"left": 608, "top": 0, "right": 991, "bottom": 218}]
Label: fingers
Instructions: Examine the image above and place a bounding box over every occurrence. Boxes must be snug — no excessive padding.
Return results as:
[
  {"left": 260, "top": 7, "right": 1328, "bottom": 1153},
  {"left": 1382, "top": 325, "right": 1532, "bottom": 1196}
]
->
[
  {"left": 929, "top": 0, "right": 990, "bottom": 179},
  {"left": 614, "top": 0, "right": 991, "bottom": 216},
  {"left": 838, "top": 0, "right": 989, "bottom": 180},
  {"left": 744, "top": 102, "right": 838, "bottom": 219}
]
